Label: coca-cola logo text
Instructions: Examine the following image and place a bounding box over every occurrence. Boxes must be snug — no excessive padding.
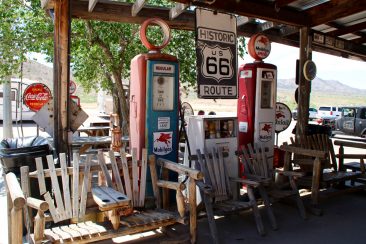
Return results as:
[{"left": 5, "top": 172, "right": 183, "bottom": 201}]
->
[{"left": 23, "top": 83, "right": 52, "bottom": 112}]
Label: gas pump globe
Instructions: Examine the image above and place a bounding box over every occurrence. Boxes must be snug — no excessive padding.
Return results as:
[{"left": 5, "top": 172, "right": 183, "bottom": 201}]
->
[
  {"left": 130, "top": 18, "right": 179, "bottom": 194},
  {"left": 237, "top": 34, "right": 277, "bottom": 168}
]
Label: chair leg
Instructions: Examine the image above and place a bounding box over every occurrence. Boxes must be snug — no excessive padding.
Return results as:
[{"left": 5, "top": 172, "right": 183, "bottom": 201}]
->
[
  {"left": 202, "top": 193, "right": 220, "bottom": 244},
  {"left": 289, "top": 178, "right": 307, "bottom": 219},
  {"left": 258, "top": 185, "right": 278, "bottom": 230},
  {"left": 247, "top": 187, "right": 265, "bottom": 236}
]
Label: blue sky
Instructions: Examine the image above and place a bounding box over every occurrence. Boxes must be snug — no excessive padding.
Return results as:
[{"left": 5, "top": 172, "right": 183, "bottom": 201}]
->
[{"left": 243, "top": 43, "right": 366, "bottom": 89}]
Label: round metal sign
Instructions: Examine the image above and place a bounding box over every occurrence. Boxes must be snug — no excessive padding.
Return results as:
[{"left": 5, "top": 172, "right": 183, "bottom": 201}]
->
[
  {"left": 248, "top": 34, "right": 271, "bottom": 61},
  {"left": 303, "top": 60, "right": 317, "bottom": 81},
  {"left": 275, "top": 102, "right": 292, "bottom": 133},
  {"left": 69, "top": 80, "right": 77, "bottom": 94},
  {"left": 23, "top": 83, "right": 52, "bottom": 112}
]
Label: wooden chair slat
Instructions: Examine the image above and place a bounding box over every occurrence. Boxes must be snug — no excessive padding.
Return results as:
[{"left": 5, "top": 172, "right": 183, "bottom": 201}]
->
[
  {"left": 69, "top": 223, "right": 91, "bottom": 237},
  {"left": 98, "top": 150, "right": 113, "bottom": 187},
  {"left": 132, "top": 148, "right": 139, "bottom": 206},
  {"left": 210, "top": 148, "right": 224, "bottom": 197},
  {"left": 44, "top": 192, "right": 60, "bottom": 223},
  {"left": 35, "top": 157, "right": 47, "bottom": 195},
  {"left": 109, "top": 150, "right": 125, "bottom": 194},
  {"left": 79, "top": 155, "right": 92, "bottom": 218},
  {"left": 76, "top": 222, "right": 100, "bottom": 236},
  {"left": 121, "top": 151, "right": 133, "bottom": 202},
  {"left": 44, "top": 229, "right": 61, "bottom": 241},
  {"left": 51, "top": 226, "right": 73, "bottom": 241},
  {"left": 72, "top": 152, "right": 80, "bottom": 219},
  {"left": 60, "top": 225, "right": 82, "bottom": 239},
  {"left": 218, "top": 147, "right": 231, "bottom": 196},
  {"left": 203, "top": 149, "right": 218, "bottom": 192},
  {"left": 60, "top": 153, "right": 73, "bottom": 219},
  {"left": 46, "top": 155, "right": 66, "bottom": 220},
  {"left": 84, "top": 221, "right": 107, "bottom": 234},
  {"left": 138, "top": 148, "right": 148, "bottom": 207}
]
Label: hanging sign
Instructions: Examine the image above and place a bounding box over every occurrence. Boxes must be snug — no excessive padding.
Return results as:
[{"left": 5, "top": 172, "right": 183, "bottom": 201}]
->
[
  {"left": 275, "top": 102, "right": 292, "bottom": 133},
  {"left": 69, "top": 80, "right": 77, "bottom": 94},
  {"left": 23, "top": 83, "right": 52, "bottom": 112},
  {"left": 248, "top": 34, "right": 271, "bottom": 61},
  {"left": 195, "top": 8, "right": 237, "bottom": 99}
]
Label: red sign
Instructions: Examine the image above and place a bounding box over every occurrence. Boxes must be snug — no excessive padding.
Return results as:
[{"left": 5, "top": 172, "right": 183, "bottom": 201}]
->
[
  {"left": 23, "top": 83, "right": 52, "bottom": 111},
  {"left": 69, "top": 80, "right": 77, "bottom": 94},
  {"left": 248, "top": 34, "right": 271, "bottom": 61}
]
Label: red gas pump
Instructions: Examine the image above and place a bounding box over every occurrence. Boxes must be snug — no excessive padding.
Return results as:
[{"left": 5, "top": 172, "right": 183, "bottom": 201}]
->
[{"left": 237, "top": 34, "right": 277, "bottom": 167}]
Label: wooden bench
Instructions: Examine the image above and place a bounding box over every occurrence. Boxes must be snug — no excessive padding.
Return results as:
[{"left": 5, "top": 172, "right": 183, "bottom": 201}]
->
[
  {"left": 281, "top": 134, "right": 365, "bottom": 212},
  {"left": 6, "top": 148, "right": 203, "bottom": 243}
]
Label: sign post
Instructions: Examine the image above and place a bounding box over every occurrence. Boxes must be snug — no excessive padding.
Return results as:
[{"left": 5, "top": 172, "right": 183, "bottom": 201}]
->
[{"left": 195, "top": 8, "right": 237, "bottom": 99}]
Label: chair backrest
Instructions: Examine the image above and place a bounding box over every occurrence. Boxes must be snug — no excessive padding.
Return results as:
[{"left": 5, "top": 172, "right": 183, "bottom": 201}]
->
[
  {"left": 239, "top": 143, "right": 272, "bottom": 179},
  {"left": 20, "top": 152, "right": 92, "bottom": 223},
  {"left": 293, "top": 134, "right": 337, "bottom": 170},
  {"left": 196, "top": 147, "right": 232, "bottom": 202}
]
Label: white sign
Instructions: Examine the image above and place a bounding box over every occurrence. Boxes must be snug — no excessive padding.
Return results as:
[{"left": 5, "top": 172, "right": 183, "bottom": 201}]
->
[
  {"left": 153, "top": 131, "right": 173, "bottom": 155},
  {"left": 275, "top": 102, "right": 292, "bottom": 133},
  {"left": 258, "top": 122, "right": 273, "bottom": 142},
  {"left": 158, "top": 117, "right": 170, "bottom": 130},
  {"left": 196, "top": 8, "right": 237, "bottom": 99},
  {"left": 239, "top": 122, "right": 248, "bottom": 133}
]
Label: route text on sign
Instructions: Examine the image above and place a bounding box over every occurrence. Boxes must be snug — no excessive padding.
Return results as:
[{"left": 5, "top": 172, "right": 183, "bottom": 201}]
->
[{"left": 200, "top": 85, "right": 237, "bottom": 96}]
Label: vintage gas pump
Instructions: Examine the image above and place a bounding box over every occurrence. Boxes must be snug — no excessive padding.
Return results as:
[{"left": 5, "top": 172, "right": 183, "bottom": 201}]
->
[
  {"left": 130, "top": 19, "right": 179, "bottom": 190},
  {"left": 237, "top": 34, "right": 277, "bottom": 166}
]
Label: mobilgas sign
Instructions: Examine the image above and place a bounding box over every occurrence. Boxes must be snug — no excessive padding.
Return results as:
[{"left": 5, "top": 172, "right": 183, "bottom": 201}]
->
[
  {"left": 195, "top": 8, "right": 237, "bottom": 99},
  {"left": 275, "top": 102, "right": 292, "bottom": 133}
]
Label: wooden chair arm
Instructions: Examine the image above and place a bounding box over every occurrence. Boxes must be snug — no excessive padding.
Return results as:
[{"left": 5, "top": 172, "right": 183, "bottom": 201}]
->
[
  {"left": 243, "top": 174, "right": 271, "bottom": 183},
  {"left": 275, "top": 169, "right": 305, "bottom": 178},
  {"left": 336, "top": 154, "right": 366, "bottom": 160},
  {"left": 5, "top": 172, "right": 26, "bottom": 209},
  {"left": 229, "top": 177, "right": 260, "bottom": 187},
  {"left": 157, "top": 180, "right": 186, "bottom": 191},
  {"left": 27, "top": 197, "right": 49, "bottom": 211},
  {"left": 157, "top": 158, "right": 203, "bottom": 180},
  {"left": 334, "top": 140, "right": 366, "bottom": 149}
]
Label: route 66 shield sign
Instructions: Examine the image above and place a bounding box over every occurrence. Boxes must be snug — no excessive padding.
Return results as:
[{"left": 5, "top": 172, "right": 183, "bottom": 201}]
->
[
  {"left": 201, "top": 45, "right": 234, "bottom": 82},
  {"left": 196, "top": 8, "right": 237, "bottom": 99}
]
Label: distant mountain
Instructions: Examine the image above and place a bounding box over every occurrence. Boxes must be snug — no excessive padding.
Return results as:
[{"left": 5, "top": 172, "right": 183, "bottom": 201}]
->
[
  {"left": 278, "top": 77, "right": 366, "bottom": 95},
  {"left": 13, "top": 60, "right": 74, "bottom": 90}
]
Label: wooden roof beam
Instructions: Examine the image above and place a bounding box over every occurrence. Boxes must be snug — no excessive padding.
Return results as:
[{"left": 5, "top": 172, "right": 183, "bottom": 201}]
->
[
  {"left": 172, "top": 0, "right": 309, "bottom": 26},
  {"left": 327, "top": 21, "right": 366, "bottom": 41},
  {"left": 71, "top": 1, "right": 195, "bottom": 30},
  {"left": 237, "top": 16, "right": 251, "bottom": 27},
  {"left": 327, "top": 21, "right": 366, "bottom": 37},
  {"left": 132, "top": 0, "right": 147, "bottom": 17},
  {"left": 306, "top": 0, "right": 366, "bottom": 27},
  {"left": 169, "top": 3, "right": 189, "bottom": 20},
  {"left": 89, "top": 0, "right": 98, "bottom": 12},
  {"left": 275, "top": 0, "right": 298, "bottom": 8},
  {"left": 258, "top": 21, "right": 280, "bottom": 32}
]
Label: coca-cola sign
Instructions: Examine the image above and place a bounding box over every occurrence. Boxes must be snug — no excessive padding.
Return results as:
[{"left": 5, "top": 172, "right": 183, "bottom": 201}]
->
[{"left": 23, "top": 83, "right": 52, "bottom": 111}]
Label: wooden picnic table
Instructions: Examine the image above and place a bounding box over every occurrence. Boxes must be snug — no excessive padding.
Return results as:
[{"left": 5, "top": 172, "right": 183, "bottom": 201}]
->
[
  {"left": 77, "top": 126, "right": 111, "bottom": 136},
  {"left": 71, "top": 136, "right": 129, "bottom": 154}
]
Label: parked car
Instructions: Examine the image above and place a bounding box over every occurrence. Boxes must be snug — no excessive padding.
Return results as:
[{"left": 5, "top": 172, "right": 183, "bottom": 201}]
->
[
  {"left": 317, "top": 106, "right": 342, "bottom": 119},
  {"left": 335, "top": 106, "right": 366, "bottom": 137},
  {"left": 292, "top": 108, "right": 318, "bottom": 120}
]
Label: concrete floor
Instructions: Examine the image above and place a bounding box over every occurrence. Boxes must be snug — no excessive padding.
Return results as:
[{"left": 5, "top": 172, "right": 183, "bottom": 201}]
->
[{"left": 90, "top": 190, "right": 366, "bottom": 244}]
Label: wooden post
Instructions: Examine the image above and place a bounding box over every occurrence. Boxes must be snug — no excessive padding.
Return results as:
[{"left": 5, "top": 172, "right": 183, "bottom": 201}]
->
[
  {"left": 34, "top": 210, "right": 46, "bottom": 242},
  {"left": 296, "top": 27, "right": 312, "bottom": 141},
  {"left": 53, "top": 0, "right": 71, "bottom": 155},
  {"left": 189, "top": 177, "right": 197, "bottom": 244}
]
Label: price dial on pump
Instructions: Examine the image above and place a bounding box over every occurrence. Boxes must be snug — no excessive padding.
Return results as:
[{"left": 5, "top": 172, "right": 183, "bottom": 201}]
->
[{"left": 152, "top": 75, "right": 174, "bottom": 111}]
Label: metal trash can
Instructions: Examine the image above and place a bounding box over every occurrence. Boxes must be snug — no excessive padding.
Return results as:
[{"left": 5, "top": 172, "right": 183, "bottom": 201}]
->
[
  {"left": 0, "top": 136, "right": 52, "bottom": 202},
  {"left": 0, "top": 136, "right": 51, "bottom": 174}
]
